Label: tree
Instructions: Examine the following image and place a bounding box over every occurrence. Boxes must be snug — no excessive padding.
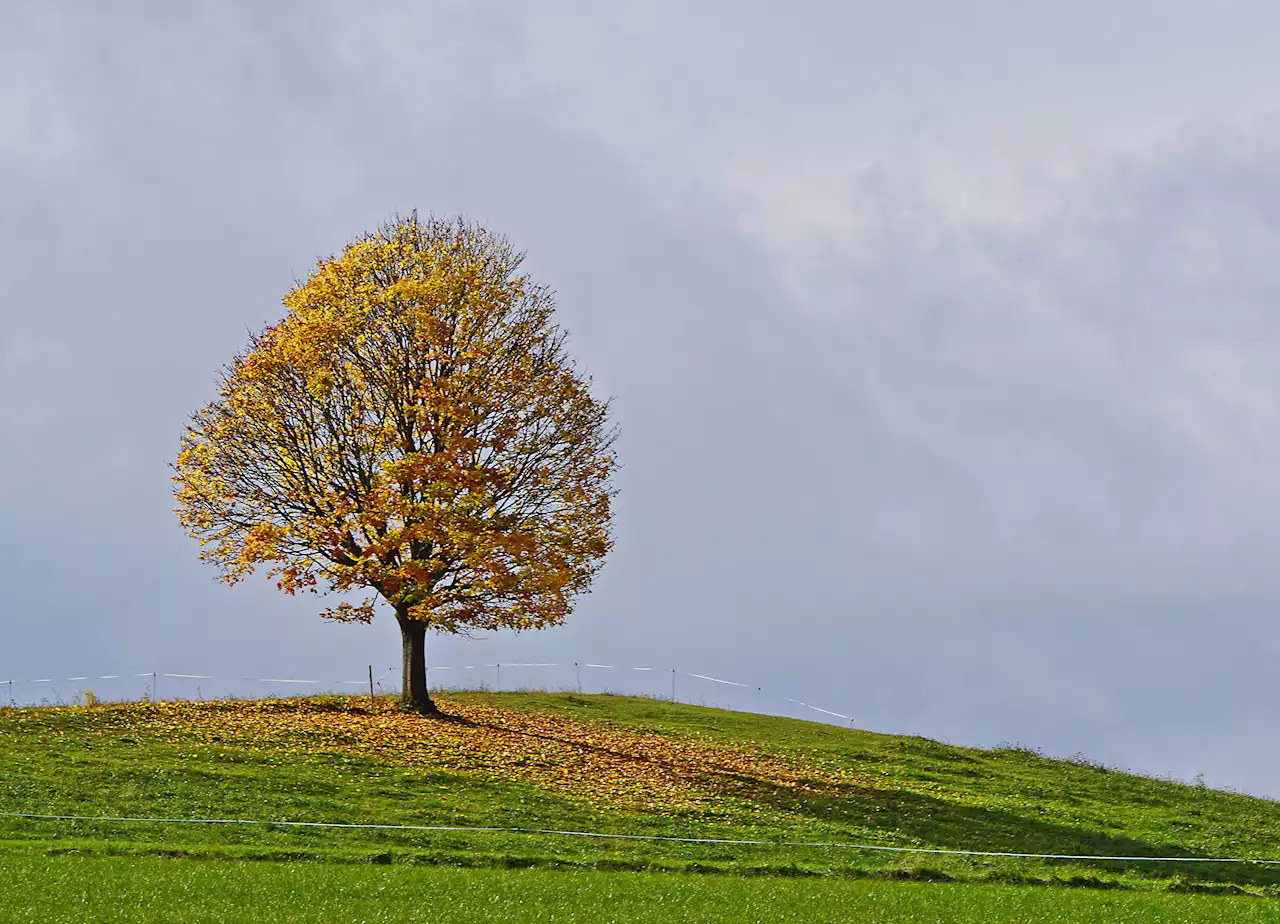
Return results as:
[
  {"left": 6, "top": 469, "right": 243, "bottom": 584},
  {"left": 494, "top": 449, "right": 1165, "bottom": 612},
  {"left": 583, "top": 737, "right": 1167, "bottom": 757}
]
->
[{"left": 173, "top": 213, "right": 618, "bottom": 713}]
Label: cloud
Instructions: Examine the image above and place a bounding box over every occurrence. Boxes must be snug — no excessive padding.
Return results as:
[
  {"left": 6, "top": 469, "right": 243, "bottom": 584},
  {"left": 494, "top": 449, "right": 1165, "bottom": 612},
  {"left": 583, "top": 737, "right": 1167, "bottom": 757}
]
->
[{"left": 712, "top": 123, "right": 1280, "bottom": 782}]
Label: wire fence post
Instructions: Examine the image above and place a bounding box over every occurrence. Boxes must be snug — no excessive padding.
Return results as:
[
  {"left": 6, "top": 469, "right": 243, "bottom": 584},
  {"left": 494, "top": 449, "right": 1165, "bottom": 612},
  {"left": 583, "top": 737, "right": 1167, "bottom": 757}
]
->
[
  {"left": 574, "top": 661, "right": 581, "bottom": 694},
  {"left": 368, "top": 665, "right": 375, "bottom": 707},
  {"left": 496, "top": 663, "right": 501, "bottom": 692},
  {"left": 153, "top": 672, "right": 158, "bottom": 703}
]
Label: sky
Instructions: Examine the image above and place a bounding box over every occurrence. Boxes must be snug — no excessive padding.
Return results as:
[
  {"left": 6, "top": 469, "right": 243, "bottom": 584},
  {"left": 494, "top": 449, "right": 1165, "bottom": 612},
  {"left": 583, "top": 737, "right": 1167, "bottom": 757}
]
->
[{"left": 6, "top": 1, "right": 1280, "bottom": 795}]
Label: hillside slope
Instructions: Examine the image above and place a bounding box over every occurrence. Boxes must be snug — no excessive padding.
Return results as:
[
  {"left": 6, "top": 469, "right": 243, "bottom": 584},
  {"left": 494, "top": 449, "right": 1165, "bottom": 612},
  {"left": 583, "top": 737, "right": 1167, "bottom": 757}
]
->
[{"left": 2, "top": 692, "right": 1277, "bottom": 894}]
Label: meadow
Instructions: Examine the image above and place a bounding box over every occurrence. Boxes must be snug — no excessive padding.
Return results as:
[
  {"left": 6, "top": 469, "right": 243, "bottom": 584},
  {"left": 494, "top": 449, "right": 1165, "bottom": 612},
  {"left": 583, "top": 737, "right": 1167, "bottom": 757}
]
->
[
  {"left": 4, "top": 855, "right": 1277, "bottom": 924},
  {"left": 3, "top": 692, "right": 1280, "bottom": 920}
]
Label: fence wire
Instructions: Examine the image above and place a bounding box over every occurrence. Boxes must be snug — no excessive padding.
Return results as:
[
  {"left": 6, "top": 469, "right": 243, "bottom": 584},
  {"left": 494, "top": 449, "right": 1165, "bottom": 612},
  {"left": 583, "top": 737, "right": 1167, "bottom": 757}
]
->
[{"left": 0, "top": 662, "right": 852, "bottom": 724}]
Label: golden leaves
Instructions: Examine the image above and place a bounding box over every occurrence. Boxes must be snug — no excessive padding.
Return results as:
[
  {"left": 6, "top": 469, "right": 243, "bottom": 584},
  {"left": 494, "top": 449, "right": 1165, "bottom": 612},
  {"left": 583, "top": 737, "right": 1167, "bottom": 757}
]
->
[
  {"left": 105, "top": 697, "right": 852, "bottom": 813},
  {"left": 172, "top": 212, "right": 618, "bottom": 636},
  {"left": 318, "top": 600, "right": 376, "bottom": 624}
]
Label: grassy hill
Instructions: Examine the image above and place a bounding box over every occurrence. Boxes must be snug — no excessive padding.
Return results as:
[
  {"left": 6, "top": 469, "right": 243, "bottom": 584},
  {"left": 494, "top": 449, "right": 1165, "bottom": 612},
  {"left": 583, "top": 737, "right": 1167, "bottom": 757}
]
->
[{"left": 2, "top": 692, "right": 1279, "bottom": 897}]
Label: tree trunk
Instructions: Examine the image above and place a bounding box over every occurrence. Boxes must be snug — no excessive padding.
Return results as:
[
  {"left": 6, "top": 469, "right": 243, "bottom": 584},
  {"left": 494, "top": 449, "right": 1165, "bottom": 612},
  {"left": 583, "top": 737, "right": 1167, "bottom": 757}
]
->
[{"left": 397, "top": 613, "right": 436, "bottom": 713}]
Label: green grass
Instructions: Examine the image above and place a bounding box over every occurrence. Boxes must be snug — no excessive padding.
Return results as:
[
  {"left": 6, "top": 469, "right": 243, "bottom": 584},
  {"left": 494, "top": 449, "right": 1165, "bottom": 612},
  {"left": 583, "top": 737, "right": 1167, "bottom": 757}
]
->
[
  {"left": 1, "top": 854, "right": 1276, "bottom": 923},
  {"left": 2, "top": 691, "right": 1280, "bottom": 905}
]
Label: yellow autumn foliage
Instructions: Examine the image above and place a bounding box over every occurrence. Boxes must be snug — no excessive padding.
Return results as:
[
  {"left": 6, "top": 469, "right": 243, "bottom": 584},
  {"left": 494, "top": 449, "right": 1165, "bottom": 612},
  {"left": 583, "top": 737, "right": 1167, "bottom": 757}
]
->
[{"left": 173, "top": 214, "right": 617, "bottom": 706}]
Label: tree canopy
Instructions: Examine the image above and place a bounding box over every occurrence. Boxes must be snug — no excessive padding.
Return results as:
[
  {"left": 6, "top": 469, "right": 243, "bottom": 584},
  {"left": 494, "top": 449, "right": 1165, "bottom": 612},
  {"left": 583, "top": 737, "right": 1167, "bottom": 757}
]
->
[{"left": 173, "top": 213, "right": 618, "bottom": 710}]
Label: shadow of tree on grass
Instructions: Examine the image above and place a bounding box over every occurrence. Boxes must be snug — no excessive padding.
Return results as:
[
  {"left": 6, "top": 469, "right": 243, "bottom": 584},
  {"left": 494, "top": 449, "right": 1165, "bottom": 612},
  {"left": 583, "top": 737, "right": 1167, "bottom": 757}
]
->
[{"left": 453, "top": 709, "right": 1280, "bottom": 890}]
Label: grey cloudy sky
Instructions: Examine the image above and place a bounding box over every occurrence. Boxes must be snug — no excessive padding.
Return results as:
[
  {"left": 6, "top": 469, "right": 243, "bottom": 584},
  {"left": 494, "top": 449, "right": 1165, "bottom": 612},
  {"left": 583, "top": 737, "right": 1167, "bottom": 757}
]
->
[{"left": 6, "top": 1, "right": 1280, "bottom": 795}]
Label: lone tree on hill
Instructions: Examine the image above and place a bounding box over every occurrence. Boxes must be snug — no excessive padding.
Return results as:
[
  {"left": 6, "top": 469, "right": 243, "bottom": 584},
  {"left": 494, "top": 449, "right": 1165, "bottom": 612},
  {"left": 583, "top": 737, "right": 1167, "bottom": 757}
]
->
[{"left": 173, "top": 213, "right": 618, "bottom": 713}]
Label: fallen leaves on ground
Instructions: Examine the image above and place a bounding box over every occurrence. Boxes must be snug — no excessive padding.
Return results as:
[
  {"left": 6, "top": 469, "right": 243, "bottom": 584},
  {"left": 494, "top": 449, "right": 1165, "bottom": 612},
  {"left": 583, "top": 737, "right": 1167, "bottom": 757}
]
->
[{"left": 45, "top": 697, "right": 875, "bottom": 813}]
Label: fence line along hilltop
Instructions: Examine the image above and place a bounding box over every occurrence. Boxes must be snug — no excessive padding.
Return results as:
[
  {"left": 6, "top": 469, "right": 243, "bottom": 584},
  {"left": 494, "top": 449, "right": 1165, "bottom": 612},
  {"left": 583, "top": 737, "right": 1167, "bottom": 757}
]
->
[{"left": 0, "top": 661, "right": 854, "bottom": 726}]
